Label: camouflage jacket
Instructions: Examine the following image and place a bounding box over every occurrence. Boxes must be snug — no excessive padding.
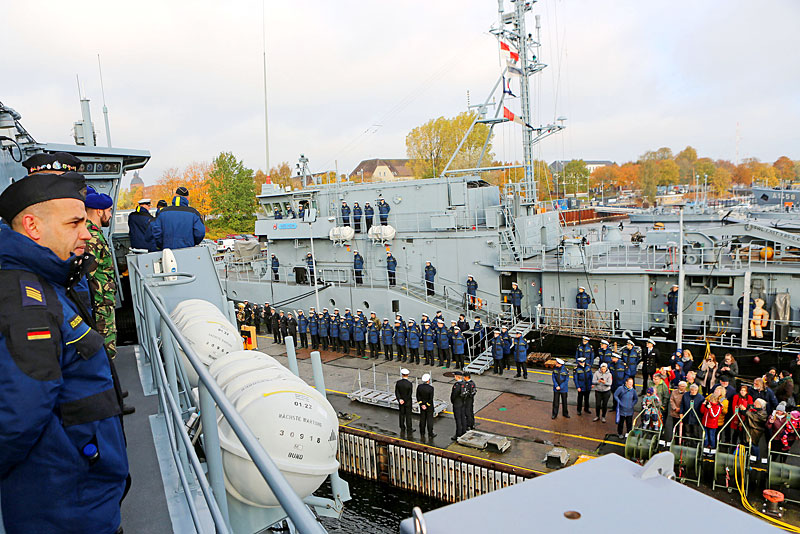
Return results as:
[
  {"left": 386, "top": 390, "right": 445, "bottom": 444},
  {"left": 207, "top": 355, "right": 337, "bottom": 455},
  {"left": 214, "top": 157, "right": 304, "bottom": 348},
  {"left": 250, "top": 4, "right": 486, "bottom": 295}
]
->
[{"left": 85, "top": 220, "right": 117, "bottom": 310}]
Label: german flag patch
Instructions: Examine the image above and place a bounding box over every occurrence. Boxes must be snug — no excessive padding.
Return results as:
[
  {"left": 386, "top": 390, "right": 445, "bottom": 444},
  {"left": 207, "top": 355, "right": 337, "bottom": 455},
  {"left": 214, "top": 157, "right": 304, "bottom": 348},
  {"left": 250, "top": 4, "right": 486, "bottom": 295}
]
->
[{"left": 27, "top": 328, "right": 52, "bottom": 341}]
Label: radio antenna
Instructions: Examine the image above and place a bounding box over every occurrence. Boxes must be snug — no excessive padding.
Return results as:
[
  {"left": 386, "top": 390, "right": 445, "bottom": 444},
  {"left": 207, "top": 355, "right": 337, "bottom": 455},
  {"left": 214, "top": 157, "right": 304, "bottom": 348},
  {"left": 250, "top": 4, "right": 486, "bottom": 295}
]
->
[{"left": 97, "top": 54, "right": 112, "bottom": 147}]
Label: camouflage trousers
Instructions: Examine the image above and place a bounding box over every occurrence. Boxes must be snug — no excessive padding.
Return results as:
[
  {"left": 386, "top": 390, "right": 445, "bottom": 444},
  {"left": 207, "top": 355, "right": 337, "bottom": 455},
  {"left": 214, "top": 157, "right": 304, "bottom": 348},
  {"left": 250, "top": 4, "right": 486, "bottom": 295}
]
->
[{"left": 95, "top": 304, "right": 117, "bottom": 359}]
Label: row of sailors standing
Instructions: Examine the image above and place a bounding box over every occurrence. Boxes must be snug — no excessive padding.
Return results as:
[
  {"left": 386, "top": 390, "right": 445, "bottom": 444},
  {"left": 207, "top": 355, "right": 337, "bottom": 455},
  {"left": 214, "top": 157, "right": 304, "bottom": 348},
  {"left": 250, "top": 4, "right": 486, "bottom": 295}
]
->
[
  {"left": 238, "top": 303, "right": 491, "bottom": 369},
  {"left": 271, "top": 198, "right": 392, "bottom": 230}
]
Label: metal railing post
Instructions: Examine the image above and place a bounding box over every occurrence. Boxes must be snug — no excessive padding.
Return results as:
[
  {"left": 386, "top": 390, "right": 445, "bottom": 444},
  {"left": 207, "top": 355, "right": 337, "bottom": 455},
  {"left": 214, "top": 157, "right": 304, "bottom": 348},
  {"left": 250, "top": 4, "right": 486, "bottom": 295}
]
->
[
  {"left": 199, "top": 381, "right": 231, "bottom": 528},
  {"left": 286, "top": 336, "right": 300, "bottom": 377}
]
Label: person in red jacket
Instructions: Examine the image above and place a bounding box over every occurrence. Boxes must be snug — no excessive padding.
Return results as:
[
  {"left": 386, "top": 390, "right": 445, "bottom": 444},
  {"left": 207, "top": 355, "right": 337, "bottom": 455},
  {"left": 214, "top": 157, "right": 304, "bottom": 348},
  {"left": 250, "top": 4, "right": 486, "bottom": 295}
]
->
[
  {"left": 730, "top": 385, "right": 753, "bottom": 445},
  {"left": 700, "top": 394, "right": 723, "bottom": 450}
]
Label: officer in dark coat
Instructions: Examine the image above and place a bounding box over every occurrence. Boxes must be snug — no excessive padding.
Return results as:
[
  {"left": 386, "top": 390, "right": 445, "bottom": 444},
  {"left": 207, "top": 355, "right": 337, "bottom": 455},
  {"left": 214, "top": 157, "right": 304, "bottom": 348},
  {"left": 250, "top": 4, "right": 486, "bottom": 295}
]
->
[
  {"left": 128, "top": 198, "right": 156, "bottom": 251},
  {"left": 306, "top": 253, "right": 315, "bottom": 285},
  {"left": 386, "top": 251, "right": 397, "bottom": 286},
  {"left": 297, "top": 310, "right": 308, "bottom": 348},
  {"left": 667, "top": 284, "right": 679, "bottom": 327},
  {"left": 271, "top": 309, "right": 282, "bottom": 344},
  {"left": 150, "top": 186, "right": 205, "bottom": 250},
  {"left": 573, "top": 356, "right": 593, "bottom": 415},
  {"left": 353, "top": 250, "right": 364, "bottom": 285},
  {"left": 463, "top": 371, "right": 477, "bottom": 430},
  {"left": 352, "top": 202, "right": 363, "bottom": 232},
  {"left": 263, "top": 302, "right": 272, "bottom": 335},
  {"left": 642, "top": 339, "right": 658, "bottom": 394},
  {"left": 513, "top": 332, "right": 528, "bottom": 379},
  {"left": 0, "top": 171, "right": 128, "bottom": 533},
  {"left": 395, "top": 369, "right": 414, "bottom": 433},
  {"left": 341, "top": 201, "right": 351, "bottom": 226},
  {"left": 424, "top": 261, "right": 436, "bottom": 296},
  {"left": 252, "top": 303, "right": 262, "bottom": 333},
  {"left": 466, "top": 275, "right": 478, "bottom": 310},
  {"left": 271, "top": 254, "right": 280, "bottom": 281},
  {"left": 417, "top": 374, "right": 436, "bottom": 438},
  {"left": 451, "top": 370, "right": 467, "bottom": 440},
  {"left": 309, "top": 309, "right": 319, "bottom": 349},
  {"left": 509, "top": 281, "right": 523, "bottom": 318},
  {"left": 364, "top": 202, "right": 374, "bottom": 231},
  {"left": 552, "top": 358, "right": 570, "bottom": 419},
  {"left": 279, "top": 311, "right": 289, "bottom": 343},
  {"left": 378, "top": 197, "right": 391, "bottom": 225}
]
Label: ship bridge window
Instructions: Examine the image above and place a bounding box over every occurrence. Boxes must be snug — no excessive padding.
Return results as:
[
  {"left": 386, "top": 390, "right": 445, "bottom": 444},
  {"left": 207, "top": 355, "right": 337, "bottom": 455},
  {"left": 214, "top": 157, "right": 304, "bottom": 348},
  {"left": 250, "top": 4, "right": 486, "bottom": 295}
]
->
[
  {"left": 715, "top": 276, "right": 733, "bottom": 288},
  {"left": 688, "top": 276, "right": 705, "bottom": 288}
]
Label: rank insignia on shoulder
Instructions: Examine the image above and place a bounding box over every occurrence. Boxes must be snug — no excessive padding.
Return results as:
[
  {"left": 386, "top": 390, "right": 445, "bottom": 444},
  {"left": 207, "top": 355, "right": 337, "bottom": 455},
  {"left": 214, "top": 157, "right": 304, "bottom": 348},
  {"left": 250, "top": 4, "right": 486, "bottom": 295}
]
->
[
  {"left": 69, "top": 315, "right": 83, "bottom": 329},
  {"left": 20, "top": 280, "right": 46, "bottom": 306},
  {"left": 27, "top": 328, "right": 52, "bottom": 341}
]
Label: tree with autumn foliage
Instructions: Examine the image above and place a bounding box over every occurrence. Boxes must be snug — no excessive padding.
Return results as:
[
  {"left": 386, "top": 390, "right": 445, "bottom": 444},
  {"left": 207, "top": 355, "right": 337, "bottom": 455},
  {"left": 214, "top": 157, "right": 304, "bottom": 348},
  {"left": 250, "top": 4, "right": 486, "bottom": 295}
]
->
[
  {"left": 150, "top": 162, "right": 213, "bottom": 217},
  {"left": 406, "top": 111, "right": 493, "bottom": 178}
]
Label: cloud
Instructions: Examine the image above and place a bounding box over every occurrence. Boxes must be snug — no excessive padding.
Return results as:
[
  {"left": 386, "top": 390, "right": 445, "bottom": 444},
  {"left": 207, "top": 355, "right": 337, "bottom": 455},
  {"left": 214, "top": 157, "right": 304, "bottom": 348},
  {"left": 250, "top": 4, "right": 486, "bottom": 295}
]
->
[{"left": 2, "top": 0, "right": 799, "bottom": 185}]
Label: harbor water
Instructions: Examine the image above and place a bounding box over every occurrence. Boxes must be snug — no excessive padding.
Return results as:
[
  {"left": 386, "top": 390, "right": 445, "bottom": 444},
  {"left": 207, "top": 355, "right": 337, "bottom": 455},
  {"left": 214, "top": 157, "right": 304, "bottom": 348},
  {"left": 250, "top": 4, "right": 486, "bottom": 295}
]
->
[{"left": 319, "top": 472, "right": 444, "bottom": 533}]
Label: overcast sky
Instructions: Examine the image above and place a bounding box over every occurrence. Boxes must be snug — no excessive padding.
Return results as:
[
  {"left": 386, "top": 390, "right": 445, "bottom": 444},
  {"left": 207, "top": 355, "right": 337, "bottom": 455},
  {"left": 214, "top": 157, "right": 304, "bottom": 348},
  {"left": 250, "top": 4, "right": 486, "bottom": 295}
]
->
[{"left": 3, "top": 0, "right": 799, "bottom": 186}]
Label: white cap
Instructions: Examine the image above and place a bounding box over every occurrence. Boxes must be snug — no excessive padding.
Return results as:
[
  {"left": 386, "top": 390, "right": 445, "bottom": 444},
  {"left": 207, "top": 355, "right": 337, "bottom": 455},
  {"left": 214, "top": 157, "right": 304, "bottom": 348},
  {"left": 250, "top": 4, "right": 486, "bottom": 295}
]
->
[
  {"left": 577, "top": 357, "right": 586, "bottom": 362},
  {"left": 582, "top": 336, "right": 590, "bottom": 341},
  {"left": 138, "top": 198, "right": 151, "bottom": 204},
  {"left": 422, "top": 373, "right": 431, "bottom": 382},
  {"left": 600, "top": 339, "right": 609, "bottom": 345},
  {"left": 600, "top": 362, "right": 608, "bottom": 368},
  {"left": 626, "top": 339, "right": 634, "bottom": 345},
  {"left": 611, "top": 352, "right": 620, "bottom": 358},
  {"left": 555, "top": 358, "right": 565, "bottom": 365},
  {"left": 401, "top": 368, "right": 410, "bottom": 375},
  {"left": 646, "top": 338, "right": 656, "bottom": 345},
  {"left": 579, "top": 286, "right": 586, "bottom": 290},
  {"left": 512, "top": 282, "right": 518, "bottom": 286}
]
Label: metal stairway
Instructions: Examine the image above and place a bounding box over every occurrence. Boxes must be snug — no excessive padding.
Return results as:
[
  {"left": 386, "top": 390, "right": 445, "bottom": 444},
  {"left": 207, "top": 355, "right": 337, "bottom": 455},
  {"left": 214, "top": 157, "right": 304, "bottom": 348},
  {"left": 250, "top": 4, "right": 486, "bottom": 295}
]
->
[
  {"left": 463, "top": 319, "right": 535, "bottom": 375},
  {"left": 389, "top": 280, "right": 494, "bottom": 324},
  {"left": 499, "top": 227, "right": 521, "bottom": 264}
]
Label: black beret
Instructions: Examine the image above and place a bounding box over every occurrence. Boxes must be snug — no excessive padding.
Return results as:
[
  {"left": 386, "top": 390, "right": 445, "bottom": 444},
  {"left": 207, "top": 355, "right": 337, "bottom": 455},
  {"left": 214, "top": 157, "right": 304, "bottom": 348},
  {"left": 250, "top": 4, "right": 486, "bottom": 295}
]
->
[
  {"left": 0, "top": 172, "right": 87, "bottom": 222},
  {"left": 176, "top": 186, "right": 189, "bottom": 196},
  {"left": 22, "top": 152, "right": 83, "bottom": 173}
]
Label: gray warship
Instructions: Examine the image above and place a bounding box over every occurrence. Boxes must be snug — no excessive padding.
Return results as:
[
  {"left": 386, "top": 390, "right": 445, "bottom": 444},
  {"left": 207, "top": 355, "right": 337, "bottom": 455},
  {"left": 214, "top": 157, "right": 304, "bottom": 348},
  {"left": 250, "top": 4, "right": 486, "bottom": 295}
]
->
[{"left": 217, "top": 15, "right": 800, "bottom": 377}]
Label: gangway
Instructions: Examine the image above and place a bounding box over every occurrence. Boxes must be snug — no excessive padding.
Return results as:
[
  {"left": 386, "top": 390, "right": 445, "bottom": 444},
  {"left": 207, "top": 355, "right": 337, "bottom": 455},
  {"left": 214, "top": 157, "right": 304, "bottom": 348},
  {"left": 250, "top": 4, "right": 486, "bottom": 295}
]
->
[
  {"left": 464, "top": 320, "right": 535, "bottom": 375},
  {"left": 347, "top": 365, "right": 448, "bottom": 417}
]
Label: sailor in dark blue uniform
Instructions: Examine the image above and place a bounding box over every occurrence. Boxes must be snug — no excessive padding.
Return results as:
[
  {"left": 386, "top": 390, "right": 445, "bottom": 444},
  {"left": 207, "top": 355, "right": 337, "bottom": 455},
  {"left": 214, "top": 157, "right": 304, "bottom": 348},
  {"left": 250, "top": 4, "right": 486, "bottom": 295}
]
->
[
  {"left": 378, "top": 198, "right": 391, "bottom": 225},
  {"left": 424, "top": 261, "right": 436, "bottom": 296},
  {"left": 0, "top": 172, "right": 128, "bottom": 534},
  {"left": 150, "top": 186, "right": 205, "bottom": 250},
  {"left": 364, "top": 202, "right": 374, "bottom": 231},
  {"left": 353, "top": 202, "right": 363, "bottom": 232},
  {"left": 509, "top": 281, "right": 523, "bottom": 318},
  {"left": 386, "top": 251, "right": 397, "bottom": 286},
  {"left": 127, "top": 198, "right": 156, "bottom": 251},
  {"left": 466, "top": 275, "right": 478, "bottom": 310},
  {"left": 271, "top": 253, "right": 280, "bottom": 281},
  {"left": 576, "top": 286, "right": 591, "bottom": 309},
  {"left": 575, "top": 335, "right": 594, "bottom": 362},
  {"left": 353, "top": 250, "right": 364, "bottom": 285},
  {"left": 341, "top": 201, "right": 351, "bottom": 226}
]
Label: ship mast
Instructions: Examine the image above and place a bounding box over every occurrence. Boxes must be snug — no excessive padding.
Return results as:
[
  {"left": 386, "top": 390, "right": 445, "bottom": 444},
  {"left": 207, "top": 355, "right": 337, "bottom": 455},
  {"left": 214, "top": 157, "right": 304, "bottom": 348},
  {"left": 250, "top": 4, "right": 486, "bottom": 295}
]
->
[{"left": 442, "top": 0, "right": 564, "bottom": 215}]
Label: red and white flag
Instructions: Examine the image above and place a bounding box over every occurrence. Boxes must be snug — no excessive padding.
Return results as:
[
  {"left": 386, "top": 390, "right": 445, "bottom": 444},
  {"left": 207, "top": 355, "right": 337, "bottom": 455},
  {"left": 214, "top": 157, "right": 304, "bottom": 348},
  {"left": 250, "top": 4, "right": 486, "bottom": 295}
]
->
[
  {"left": 500, "top": 41, "right": 519, "bottom": 64},
  {"left": 503, "top": 106, "right": 524, "bottom": 125}
]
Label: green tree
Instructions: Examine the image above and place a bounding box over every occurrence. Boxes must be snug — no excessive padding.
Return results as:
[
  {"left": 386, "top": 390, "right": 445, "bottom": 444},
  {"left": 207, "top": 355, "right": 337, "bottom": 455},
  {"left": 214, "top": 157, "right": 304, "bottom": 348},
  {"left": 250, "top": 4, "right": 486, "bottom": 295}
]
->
[
  {"left": 406, "top": 111, "right": 493, "bottom": 178},
  {"left": 561, "top": 159, "right": 589, "bottom": 195},
  {"left": 675, "top": 146, "right": 698, "bottom": 183},
  {"left": 655, "top": 159, "right": 680, "bottom": 186},
  {"left": 639, "top": 160, "right": 658, "bottom": 201},
  {"left": 208, "top": 152, "right": 257, "bottom": 229},
  {"left": 694, "top": 157, "right": 716, "bottom": 182}
]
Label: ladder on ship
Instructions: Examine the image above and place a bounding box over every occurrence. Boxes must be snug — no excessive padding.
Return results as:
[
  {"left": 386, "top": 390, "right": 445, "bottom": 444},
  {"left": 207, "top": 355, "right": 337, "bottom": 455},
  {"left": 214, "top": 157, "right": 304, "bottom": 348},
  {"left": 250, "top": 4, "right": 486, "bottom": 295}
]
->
[{"left": 464, "top": 319, "right": 535, "bottom": 375}]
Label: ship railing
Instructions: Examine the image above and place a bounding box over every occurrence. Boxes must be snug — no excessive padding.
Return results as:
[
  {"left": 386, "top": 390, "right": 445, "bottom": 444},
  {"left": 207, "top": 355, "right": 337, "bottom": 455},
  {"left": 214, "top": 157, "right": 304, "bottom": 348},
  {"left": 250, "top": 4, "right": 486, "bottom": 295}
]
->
[
  {"left": 129, "top": 260, "right": 327, "bottom": 534},
  {"left": 330, "top": 209, "right": 491, "bottom": 233},
  {"left": 535, "top": 305, "right": 800, "bottom": 351},
  {"left": 216, "top": 260, "right": 505, "bottom": 324},
  {"left": 543, "top": 240, "right": 800, "bottom": 272}
]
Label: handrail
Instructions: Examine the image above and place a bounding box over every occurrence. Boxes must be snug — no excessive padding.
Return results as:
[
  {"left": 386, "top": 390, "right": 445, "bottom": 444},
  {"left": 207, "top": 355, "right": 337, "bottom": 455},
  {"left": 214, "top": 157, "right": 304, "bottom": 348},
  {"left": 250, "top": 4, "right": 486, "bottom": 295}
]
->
[{"left": 130, "top": 260, "right": 326, "bottom": 534}]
